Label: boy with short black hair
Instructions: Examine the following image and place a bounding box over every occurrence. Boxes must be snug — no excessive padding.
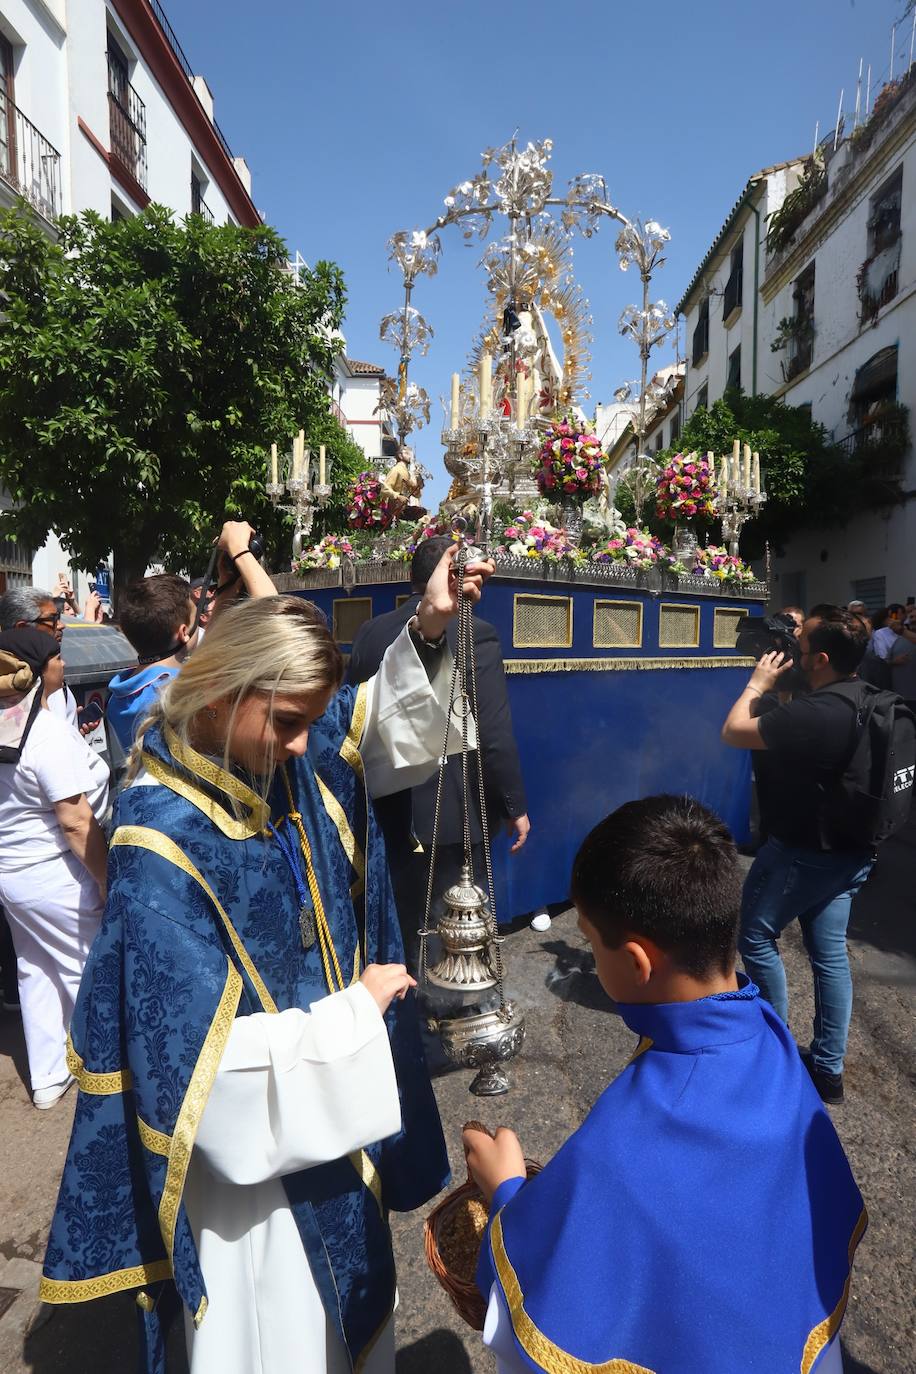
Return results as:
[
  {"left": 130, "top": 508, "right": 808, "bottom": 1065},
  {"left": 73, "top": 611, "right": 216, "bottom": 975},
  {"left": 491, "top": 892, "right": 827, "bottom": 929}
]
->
[{"left": 464, "top": 794, "right": 864, "bottom": 1374}]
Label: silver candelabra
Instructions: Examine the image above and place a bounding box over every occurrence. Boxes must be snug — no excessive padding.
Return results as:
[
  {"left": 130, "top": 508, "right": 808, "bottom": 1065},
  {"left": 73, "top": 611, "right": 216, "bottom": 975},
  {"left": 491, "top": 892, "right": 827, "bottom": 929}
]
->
[
  {"left": 267, "top": 444, "right": 333, "bottom": 558},
  {"left": 718, "top": 443, "right": 767, "bottom": 559}
]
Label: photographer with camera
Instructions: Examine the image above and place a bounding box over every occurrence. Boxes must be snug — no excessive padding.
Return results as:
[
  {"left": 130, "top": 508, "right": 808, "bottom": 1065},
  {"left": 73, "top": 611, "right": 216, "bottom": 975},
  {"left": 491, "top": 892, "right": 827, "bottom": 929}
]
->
[
  {"left": 107, "top": 520, "right": 275, "bottom": 752},
  {"left": 722, "top": 607, "right": 915, "bottom": 1104}
]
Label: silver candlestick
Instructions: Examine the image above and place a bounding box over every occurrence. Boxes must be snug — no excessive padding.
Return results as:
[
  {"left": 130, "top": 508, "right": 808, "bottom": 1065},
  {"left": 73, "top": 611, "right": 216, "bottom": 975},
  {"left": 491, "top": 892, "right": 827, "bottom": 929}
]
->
[{"left": 267, "top": 451, "right": 333, "bottom": 558}]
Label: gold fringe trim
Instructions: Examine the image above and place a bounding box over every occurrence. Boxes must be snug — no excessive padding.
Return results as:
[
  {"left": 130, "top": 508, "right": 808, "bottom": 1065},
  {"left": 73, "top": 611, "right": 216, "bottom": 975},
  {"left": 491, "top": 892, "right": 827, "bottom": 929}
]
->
[
  {"left": 340, "top": 680, "right": 368, "bottom": 780},
  {"left": 194, "top": 1294, "right": 209, "bottom": 1328},
  {"left": 140, "top": 750, "right": 264, "bottom": 841},
  {"left": 137, "top": 1114, "right": 171, "bottom": 1157},
  {"left": 40, "top": 1259, "right": 172, "bottom": 1306},
  {"left": 491, "top": 1211, "right": 655, "bottom": 1373},
  {"left": 158, "top": 961, "right": 242, "bottom": 1266},
  {"left": 801, "top": 1206, "right": 868, "bottom": 1373},
  {"left": 164, "top": 724, "right": 269, "bottom": 833},
  {"left": 503, "top": 656, "right": 755, "bottom": 674},
  {"left": 315, "top": 771, "right": 366, "bottom": 901},
  {"left": 348, "top": 1149, "right": 384, "bottom": 1217},
  {"left": 66, "top": 1035, "right": 132, "bottom": 1095},
  {"left": 111, "top": 826, "right": 278, "bottom": 1015}
]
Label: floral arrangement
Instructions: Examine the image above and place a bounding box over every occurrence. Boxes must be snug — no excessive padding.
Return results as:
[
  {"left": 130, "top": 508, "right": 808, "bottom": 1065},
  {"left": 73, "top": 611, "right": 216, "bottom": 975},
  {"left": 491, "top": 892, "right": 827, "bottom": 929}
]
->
[
  {"left": 498, "top": 511, "right": 585, "bottom": 564},
  {"left": 535, "top": 422, "right": 606, "bottom": 500},
  {"left": 593, "top": 527, "right": 665, "bottom": 570},
  {"left": 691, "top": 545, "right": 756, "bottom": 584},
  {"left": 655, "top": 452, "right": 718, "bottom": 523},
  {"left": 291, "top": 534, "right": 354, "bottom": 573},
  {"left": 347, "top": 471, "right": 396, "bottom": 530},
  {"left": 389, "top": 518, "right": 458, "bottom": 563}
]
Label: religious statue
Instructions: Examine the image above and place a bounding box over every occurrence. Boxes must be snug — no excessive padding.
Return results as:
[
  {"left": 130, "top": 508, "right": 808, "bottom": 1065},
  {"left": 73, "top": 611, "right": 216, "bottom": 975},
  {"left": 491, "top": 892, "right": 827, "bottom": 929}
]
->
[{"left": 379, "top": 448, "right": 427, "bottom": 519}]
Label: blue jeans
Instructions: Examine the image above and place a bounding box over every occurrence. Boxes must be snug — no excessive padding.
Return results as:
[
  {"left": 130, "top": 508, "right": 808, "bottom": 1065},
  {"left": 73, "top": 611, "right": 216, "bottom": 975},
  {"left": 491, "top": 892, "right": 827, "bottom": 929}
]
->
[{"left": 739, "top": 838, "right": 874, "bottom": 1075}]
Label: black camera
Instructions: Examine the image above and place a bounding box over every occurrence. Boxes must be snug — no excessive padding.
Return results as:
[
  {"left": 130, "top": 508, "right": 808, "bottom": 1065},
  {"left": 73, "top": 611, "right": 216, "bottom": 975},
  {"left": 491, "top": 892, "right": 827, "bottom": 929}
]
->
[{"left": 735, "top": 612, "right": 801, "bottom": 667}]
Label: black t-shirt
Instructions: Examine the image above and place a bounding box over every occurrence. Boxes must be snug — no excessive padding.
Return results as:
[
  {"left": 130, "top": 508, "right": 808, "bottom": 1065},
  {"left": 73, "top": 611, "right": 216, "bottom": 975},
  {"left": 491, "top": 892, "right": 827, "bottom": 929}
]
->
[{"left": 755, "top": 684, "right": 862, "bottom": 849}]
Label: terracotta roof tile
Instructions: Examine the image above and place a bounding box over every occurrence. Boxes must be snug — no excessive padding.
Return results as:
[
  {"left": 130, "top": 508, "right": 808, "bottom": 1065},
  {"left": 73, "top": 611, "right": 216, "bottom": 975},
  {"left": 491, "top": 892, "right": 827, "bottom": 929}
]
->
[{"left": 346, "top": 358, "right": 385, "bottom": 376}]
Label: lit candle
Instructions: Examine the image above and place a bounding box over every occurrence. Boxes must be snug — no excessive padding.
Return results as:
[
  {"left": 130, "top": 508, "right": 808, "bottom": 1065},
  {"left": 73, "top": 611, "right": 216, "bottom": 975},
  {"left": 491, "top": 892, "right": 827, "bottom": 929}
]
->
[
  {"left": 743, "top": 442, "right": 752, "bottom": 491},
  {"left": 319, "top": 444, "right": 326, "bottom": 486},
  {"left": 479, "top": 351, "right": 491, "bottom": 417},
  {"left": 450, "top": 372, "right": 460, "bottom": 429},
  {"left": 752, "top": 451, "right": 761, "bottom": 495},
  {"left": 270, "top": 442, "right": 278, "bottom": 485}
]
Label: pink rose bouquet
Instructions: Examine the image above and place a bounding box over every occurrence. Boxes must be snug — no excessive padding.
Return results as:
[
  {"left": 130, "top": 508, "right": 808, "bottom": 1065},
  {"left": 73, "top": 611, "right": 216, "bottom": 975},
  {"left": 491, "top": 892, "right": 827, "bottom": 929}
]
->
[
  {"left": 691, "top": 545, "right": 756, "bottom": 584},
  {"left": 498, "top": 511, "right": 585, "bottom": 564},
  {"left": 347, "top": 471, "right": 396, "bottom": 530},
  {"left": 593, "top": 527, "right": 664, "bottom": 570},
  {"left": 655, "top": 452, "right": 718, "bottom": 523},
  {"left": 535, "top": 422, "right": 606, "bottom": 500}
]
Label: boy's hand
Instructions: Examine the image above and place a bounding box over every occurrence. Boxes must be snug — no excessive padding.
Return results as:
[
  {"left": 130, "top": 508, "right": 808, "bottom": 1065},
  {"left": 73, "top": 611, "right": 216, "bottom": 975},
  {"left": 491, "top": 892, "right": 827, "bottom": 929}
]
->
[
  {"left": 359, "top": 963, "right": 416, "bottom": 1015},
  {"left": 462, "top": 1124, "right": 526, "bottom": 1205}
]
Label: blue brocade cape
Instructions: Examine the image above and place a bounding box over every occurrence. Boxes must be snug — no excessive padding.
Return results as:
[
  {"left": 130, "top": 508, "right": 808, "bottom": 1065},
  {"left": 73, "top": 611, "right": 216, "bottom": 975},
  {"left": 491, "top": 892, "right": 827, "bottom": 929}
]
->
[
  {"left": 41, "top": 683, "right": 450, "bottom": 1372},
  {"left": 477, "top": 980, "right": 865, "bottom": 1374}
]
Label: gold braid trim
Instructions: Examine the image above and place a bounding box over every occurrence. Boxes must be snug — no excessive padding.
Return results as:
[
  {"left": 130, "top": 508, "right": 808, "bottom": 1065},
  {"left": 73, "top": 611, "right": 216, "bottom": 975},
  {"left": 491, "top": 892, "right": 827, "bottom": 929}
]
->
[
  {"left": 348, "top": 1149, "right": 384, "bottom": 1216},
  {"left": 140, "top": 750, "right": 265, "bottom": 841},
  {"left": 800, "top": 1206, "right": 868, "bottom": 1373},
  {"left": 491, "top": 1211, "right": 656, "bottom": 1373},
  {"left": 163, "top": 724, "right": 270, "bottom": 832},
  {"left": 110, "top": 826, "right": 278, "bottom": 1015},
  {"left": 194, "top": 1294, "right": 209, "bottom": 1328},
  {"left": 340, "top": 680, "right": 368, "bottom": 780},
  {"left": 158, "top": 961, "right": 242, "bottom": 1266},
  {"left": 137, "top": 1115, "right": 171, "bottom": 1157},
  {"left": 39, "top": 1259, "right": 172, "bottom": 1306},
  {"left": 504, "top": 657, "right": 755, "bottom": 675},
  {"left": 280, "top": 770, "right": 346, "bottom": 995},
  {"left": 66, "top": 1035, "right": 132, "bottom": 1095},
  {"left": 625, "top": 1035, "right": 653, "bottom": 1068},
  {"left": 315, "top": 770, "right": 366, "bottom": 901}
]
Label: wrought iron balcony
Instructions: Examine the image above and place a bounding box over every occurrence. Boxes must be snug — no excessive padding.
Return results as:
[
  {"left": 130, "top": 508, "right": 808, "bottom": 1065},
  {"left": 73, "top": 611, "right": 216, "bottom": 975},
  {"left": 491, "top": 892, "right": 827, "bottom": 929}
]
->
[
  {"left": 837, "top": 404, "right": 910, "bottom": 499},
  {"left": 191, "top": 180, "right": 214, "bottom": 222},
  {"left": 0, "top": 94, "right": 62, "bottom": 220},
  {"left": 107, "top": 51, "right": 148, "bottom": 190}
]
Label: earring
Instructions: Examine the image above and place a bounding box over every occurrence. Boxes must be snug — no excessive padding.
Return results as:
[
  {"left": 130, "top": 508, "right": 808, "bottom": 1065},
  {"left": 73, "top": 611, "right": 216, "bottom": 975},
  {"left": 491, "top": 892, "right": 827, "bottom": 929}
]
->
[{"left": 206, "top": 707, "right": 217, "bottom": 720}]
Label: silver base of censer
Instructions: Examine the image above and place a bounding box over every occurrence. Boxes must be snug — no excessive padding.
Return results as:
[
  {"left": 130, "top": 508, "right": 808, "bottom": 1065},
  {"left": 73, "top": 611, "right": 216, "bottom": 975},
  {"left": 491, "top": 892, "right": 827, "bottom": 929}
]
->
[{"left": 418, "top": 538, "right": 525, "bottom": 1096}]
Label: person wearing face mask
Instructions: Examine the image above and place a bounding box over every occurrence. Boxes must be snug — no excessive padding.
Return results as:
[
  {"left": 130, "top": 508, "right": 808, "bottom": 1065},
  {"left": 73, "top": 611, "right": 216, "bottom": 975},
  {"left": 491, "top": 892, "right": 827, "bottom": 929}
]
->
[
  {"left": 0, "top": 585, "right": 78, "bottom": 726},
  {"left": 40, "top": 547, "right": 492, "bottom": 1374},
  {"left": 0, "top": 629, "right": 109, "bottom": 1108}
]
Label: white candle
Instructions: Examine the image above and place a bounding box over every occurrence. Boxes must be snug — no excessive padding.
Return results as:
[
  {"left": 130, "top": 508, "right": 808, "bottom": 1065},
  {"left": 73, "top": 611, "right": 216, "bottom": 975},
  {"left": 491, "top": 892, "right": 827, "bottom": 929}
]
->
[
  {"left": 319, "top": 444, "right": 326, "bottom": 486},
  {"left": 270, "top": 442, "right": 278, "bottom": 485},
  {"left": 719, "top": 457, "right": 729, "bottom": 498},
  {"left": 479, "top": 351, "right": 491, "bottom": 417},
  {"left": 517, "top": 369, "right": 528, "bottom": 423},
  {"left": 291, "top": 435, "right": 300, "bottom": 481},
  {"left": 450, "top": 372, "right": 460, "bottom": 429},
  {"left": 752, "top": 452, "right": 761, "bottom": 495},
  {"left": 743, "top": 442, "right": 751, "bottom": 491},
  {"left": 303, "top": 446, "right": 311, "bottom": 485}
]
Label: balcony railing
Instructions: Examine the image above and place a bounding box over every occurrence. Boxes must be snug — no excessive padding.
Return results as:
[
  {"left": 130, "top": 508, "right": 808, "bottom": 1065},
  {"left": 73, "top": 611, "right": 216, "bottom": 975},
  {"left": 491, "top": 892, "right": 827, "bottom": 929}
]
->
[
  {"left": 329, "top": 399, "right": 347, "bottom": 427},
  {"left": 191, "top": 182, "right": 214, "bottom": 223},
  {"left": 837, "top": 405, "right": 910, "bottom": 495},
  {"left": 0, "top": 95, "right": 62, "bottom": 220},
  {"left": 147, "top": 0, "right": 237, "bottom": 164},
  {"left": 107, "top": 53, "right": 148, "bottom": 190}
]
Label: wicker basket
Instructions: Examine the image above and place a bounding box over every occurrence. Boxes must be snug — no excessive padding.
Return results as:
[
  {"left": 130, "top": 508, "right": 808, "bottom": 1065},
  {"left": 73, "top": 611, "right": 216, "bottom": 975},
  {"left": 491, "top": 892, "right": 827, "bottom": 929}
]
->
[{"left": 424, "top": 1162, "right": 541, "bottom": 1331}]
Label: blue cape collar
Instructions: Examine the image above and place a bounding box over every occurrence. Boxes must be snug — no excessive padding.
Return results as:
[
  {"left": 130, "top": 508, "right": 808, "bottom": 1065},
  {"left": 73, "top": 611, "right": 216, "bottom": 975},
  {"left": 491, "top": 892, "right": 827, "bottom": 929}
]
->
[
  {"left": 140, "top": 722, "right": 271, "bottom": 840},
  {"left": 616, "top": 974, "right": 762, "bottom": 1052}
]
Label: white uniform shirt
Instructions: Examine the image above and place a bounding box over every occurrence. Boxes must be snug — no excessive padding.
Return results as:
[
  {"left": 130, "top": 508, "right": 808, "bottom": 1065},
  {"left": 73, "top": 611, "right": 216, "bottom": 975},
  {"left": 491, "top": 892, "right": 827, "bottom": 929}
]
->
[{"left": 0, "top": 710, "right": 109, "bottom": 871}]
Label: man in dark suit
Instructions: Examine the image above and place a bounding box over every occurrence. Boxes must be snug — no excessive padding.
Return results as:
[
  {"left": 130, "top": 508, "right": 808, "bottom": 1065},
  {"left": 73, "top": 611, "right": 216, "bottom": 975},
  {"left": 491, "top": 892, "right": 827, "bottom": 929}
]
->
[{"left": 348, "top": 536, "right": 529, "bottom": 961}]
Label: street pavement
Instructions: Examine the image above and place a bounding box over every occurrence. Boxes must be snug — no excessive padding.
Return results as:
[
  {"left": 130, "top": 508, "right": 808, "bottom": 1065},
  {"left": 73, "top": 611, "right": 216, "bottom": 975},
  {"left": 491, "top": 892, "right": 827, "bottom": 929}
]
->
[{"left": 1, "top": 835, "right": 913, "bottom": 1373}]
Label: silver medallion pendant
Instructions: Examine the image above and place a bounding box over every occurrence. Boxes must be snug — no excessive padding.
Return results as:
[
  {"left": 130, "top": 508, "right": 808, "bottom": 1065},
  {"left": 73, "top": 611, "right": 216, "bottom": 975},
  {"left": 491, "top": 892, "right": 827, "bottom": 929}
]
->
[{"left": 299, "top": 904, "right": 317, "bottom": 950}]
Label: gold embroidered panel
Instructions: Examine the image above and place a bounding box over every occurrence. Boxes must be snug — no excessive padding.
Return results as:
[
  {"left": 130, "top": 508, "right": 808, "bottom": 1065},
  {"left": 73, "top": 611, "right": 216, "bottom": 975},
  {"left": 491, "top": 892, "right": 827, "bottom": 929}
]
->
[
  {"left": 713, "top": 606, "right": 746, "bottom": 649},
  {"left": 513, "top": 594, "right": 573, "bottom": 649},
  {"left": 658, "top": 603, "right": 700, "bottom": 649},
  {"left": 593, "top": 600, "right": 643, "bottom": 649},
  {"left": 332, "top": 597, "right": 373, "bottom": 644}
]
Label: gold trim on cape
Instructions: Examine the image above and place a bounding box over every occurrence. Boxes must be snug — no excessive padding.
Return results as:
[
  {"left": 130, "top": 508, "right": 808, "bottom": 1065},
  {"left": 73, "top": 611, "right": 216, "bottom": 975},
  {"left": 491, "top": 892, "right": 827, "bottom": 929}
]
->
[
  {"left": 348, "top": 1149, "right": 384, "bottom": 1216},
  {"left": 491, "top": 1211, "right": 655, "bottom": 1373},
  {"left": 66, "top": 1035, "right": 132, "bottom": 1095},
  {"left": 503, "top": 656, "right": 755, "bottom": 674},
  {"left": 625, "top": 1035, "right": 653, "bottom": 1067},
  {"left": 158, "top": 961, "right": 242, "bottom": 1268},
  {"left": 110, "top": 825, "right": 278, "bottom": 1015},
  {"left": 39, "top": 1259, "right": 172, "bottom": 1305},
  {"left": 315, "top": 770, "right": 366, "bottom": 901},
  {"left": 340, "top": 680, "right": 368, "bottom": 780},
  {"left": 164, "top": 724, "right": 270, "bottom": 833},
  {"left": 800, "top": 1207, "right": 868, "bottom": 1374},
  {"left": 140, "top": 749, "right": 265, "bottom": 841},
  {"left": 137, "top": 1115, "right": 172, "bottom": 1157}
]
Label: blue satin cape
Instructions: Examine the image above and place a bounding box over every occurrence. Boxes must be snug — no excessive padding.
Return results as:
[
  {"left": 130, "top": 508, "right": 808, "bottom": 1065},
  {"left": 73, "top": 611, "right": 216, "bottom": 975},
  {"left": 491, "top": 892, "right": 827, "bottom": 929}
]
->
[
  {"left": 40, "top": 683, "right": 450, "bottom": 1372},
  {"left": 477, "top": 979, "right": 865, "bottom": 1374}
]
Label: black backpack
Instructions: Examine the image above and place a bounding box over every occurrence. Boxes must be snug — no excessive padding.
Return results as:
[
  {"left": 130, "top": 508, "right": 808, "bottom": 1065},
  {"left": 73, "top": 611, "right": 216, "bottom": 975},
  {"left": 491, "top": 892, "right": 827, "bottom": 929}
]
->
[{"left": 817, "top": 680, "right": 916, "bottom": 849}]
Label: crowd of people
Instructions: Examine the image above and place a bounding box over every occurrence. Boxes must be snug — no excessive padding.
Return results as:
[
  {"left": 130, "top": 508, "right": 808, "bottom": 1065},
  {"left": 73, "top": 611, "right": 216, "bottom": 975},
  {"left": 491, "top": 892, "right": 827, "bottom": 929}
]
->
[{"left": 0, "top": 549, "right": 911, "bottom": 1374}]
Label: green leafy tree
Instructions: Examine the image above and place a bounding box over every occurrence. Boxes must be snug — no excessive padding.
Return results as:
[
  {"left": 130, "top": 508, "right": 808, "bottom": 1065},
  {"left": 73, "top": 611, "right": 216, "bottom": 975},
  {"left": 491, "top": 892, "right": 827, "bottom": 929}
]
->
[
  {"left": 657, "top": 390, "right": 860, "bottom": 557},
  {"left": 0, "top": 204, "right": 358, "bottom": 596}
]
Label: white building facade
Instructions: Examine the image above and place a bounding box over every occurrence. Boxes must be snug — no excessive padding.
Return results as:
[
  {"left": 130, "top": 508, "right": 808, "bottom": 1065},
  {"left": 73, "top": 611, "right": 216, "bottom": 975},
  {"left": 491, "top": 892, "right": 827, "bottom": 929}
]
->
[
  {"left": 0, "top": 0, "right": 260, "bottom": 594},
  {"left": 675, "top": 72, "right": 916, "bottom": 610},
  {"left": 331, "top": 356, "right": 398, "bottom": 466}
]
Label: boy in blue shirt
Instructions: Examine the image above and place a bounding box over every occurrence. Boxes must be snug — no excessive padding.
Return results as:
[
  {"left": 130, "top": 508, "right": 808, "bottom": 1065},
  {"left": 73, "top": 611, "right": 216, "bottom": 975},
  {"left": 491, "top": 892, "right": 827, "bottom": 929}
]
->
[{"left": 464, "top": 794, "right": 864, "bottom": 1374}]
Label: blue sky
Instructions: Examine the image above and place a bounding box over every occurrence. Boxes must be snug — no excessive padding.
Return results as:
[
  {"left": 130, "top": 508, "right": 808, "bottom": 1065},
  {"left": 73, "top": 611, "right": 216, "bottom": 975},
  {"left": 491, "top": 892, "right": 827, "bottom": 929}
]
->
[{"left": 175, "top": 0, "right": 905, "bottom": 498}]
